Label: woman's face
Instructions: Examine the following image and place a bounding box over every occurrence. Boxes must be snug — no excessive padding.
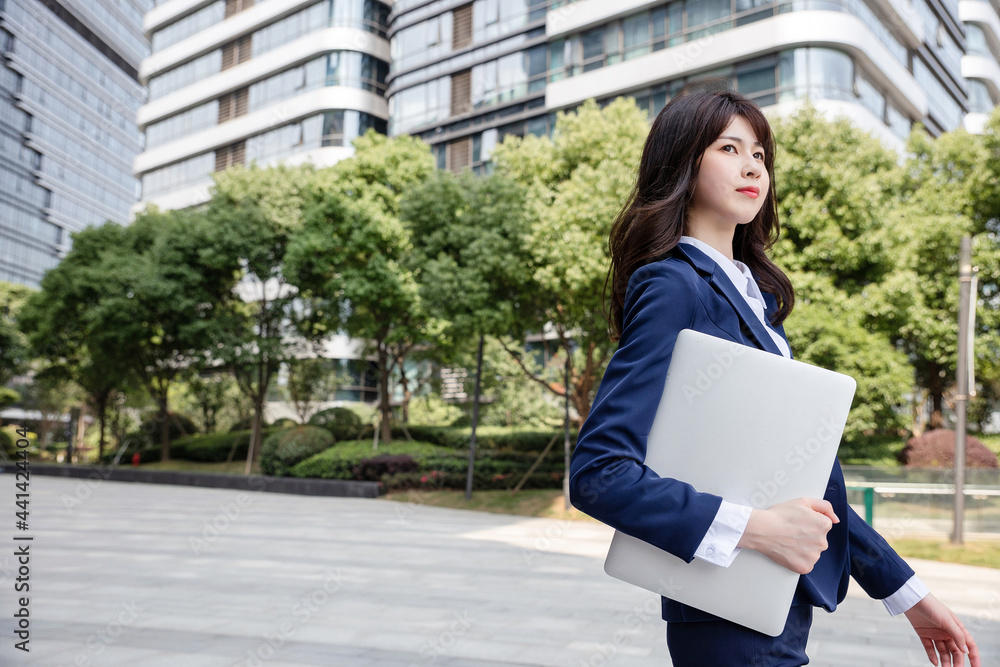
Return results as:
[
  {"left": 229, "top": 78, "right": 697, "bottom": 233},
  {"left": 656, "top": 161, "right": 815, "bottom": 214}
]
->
[{"left": 688, "top": 115, "right": 769, "bottom": 230}]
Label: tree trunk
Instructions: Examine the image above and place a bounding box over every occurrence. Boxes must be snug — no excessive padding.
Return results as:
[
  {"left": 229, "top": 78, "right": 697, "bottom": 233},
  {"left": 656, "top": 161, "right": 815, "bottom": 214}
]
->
[
  {"left": 96, "top": 392, "right": 108, "bottom": 463},
  {"left": 378, "top": 343, "right": 392, "bottom": 444},
  {"left": 245, "top": 396, "right": 264, "bottom": 475},
  {"left": 399, "top": 356, "right": 411, "bottom": 424},
  {"left": 159, "top": 402, "right": 171, "bottom": 461},
  {"left": 928, "top": 366, "right": 945, "bottom": 430},
  {"left": 465, "top": 334, "right": 485, "bottom": 501}
]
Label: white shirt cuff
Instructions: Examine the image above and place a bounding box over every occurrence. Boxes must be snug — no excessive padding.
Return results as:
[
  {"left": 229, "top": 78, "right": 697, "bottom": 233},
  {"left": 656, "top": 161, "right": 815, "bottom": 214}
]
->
[
  {"left": 693, "top": 500, "right": 753, "bottom": 567},
  {"left": 882, "top": 575, "right": 930, "bottom": 616}
]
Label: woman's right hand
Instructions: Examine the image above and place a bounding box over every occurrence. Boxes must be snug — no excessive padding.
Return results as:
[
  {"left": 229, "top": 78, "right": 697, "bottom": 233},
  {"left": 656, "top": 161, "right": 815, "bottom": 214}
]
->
[{"left": 737, "top": 498, "right": 839, "bottom": 574}]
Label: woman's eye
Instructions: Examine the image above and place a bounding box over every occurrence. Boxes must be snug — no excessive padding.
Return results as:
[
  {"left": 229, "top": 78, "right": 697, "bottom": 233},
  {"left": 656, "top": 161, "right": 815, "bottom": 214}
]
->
[
  {"left": 722, "top": 145, "right": 736, "bottom": 153},
  {"left": 754, "top": 152, "right": 765, "bottom": 160}
]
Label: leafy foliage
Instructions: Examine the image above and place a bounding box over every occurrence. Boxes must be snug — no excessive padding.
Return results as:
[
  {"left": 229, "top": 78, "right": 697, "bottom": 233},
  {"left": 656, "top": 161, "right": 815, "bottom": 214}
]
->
[
  {"left": 259, "top": 425, "right": 335, "bottom": 476},
  {"left": 898, "top": 430, "right": 999, "bottom": 468},
  {"left": 308, "top": 407, "right": 364, "bottom": 440}
]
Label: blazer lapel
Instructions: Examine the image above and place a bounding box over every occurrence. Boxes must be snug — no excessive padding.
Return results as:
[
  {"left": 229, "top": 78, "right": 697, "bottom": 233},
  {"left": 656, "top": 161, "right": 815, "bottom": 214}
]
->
[{"left": 673, "top": 243, "right": 783, "bottom": 356}]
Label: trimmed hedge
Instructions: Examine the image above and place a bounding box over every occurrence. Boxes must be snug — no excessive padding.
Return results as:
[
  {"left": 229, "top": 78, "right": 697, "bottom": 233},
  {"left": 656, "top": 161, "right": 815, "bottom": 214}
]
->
[
  {"left": 309, "top": 408, "right": 364, "bottom": 441},
  {"left": 0, "top": 429, "right": 15, "bottom": 458},
  {"left": 352, "top": 454, "right": 418, "bottom": 482},
  {"left": 170, "top": 429, "right": 281, "bottom": 463},
  {"left": 139, "top": 412, "right": 199, "bottom": 442},
  {"left": 100, "top": 428, "right": 279, "bottom": 464},
  {"left": 898, "top": 430, "right": 999, "bottom": 468},
  {"left": 390, "top": 425, "right": 576, "bottom": 453},
  {"left": 260, "top": 426, "right": 335, "bottom": 477},
  {"left": 288, "top": 438, "right": 566, "bottom": 492},
  {"left": 290, "top": 441, "right": 453, "bottom": 480}
]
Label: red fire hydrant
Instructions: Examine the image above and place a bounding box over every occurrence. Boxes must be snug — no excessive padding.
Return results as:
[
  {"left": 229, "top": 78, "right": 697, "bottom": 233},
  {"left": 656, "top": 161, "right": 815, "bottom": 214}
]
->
[{"left": 131, "top": 452, "right": 141, "bottom": 467}]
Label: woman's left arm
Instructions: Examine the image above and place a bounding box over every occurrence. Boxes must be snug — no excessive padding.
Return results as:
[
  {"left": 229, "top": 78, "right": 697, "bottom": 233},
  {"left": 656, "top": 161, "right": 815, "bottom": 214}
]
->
[
  {"left": 847, "top": 504, "right": 979, "bottom": 666},
  {"left": 904, "top": 593, "right": 980, "bottom": 667}
]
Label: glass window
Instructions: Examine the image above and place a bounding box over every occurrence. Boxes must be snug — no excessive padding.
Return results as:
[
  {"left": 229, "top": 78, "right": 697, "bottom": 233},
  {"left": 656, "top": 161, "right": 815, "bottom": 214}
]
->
[
  {"left": 668, "top": 2, "right": 683, "bottom": 45},
  {"left": 582, "top": 27, "right": 605, "bottom": 72},
  {"left": 855, "top": 73, "right": 885, "bottom": 120},
  {"left": 151, "top": 1, "right": 224, "bottom": 53},
  {"left": 527, "top": 45, "right": 546, "bottom": 92},
  {"left": 809, "top": 47, "right": 853, "bottom": 101},
  {"left": 623, "top": 12, "right": 651, "bottom": 60},
  {"left": 966, "top": 24, "right": 989, "bottom": 57},
  {"left": 968, "top": 79, "right": 993, "bottom": 114},
  {"left": 886, "top": 102, "right": 910, "bottom": 139},
  {"left": 736, "top": 58, "right": 777, "bottom": 105},
  {"left": 687, "top": 0, "right": 730, "bottom": 34},
  {"left": 549, "top": 39, "right": 567, "bottom": 81},
  {"left": 913, "top": 56, "right": 963, "bottom": 131}
]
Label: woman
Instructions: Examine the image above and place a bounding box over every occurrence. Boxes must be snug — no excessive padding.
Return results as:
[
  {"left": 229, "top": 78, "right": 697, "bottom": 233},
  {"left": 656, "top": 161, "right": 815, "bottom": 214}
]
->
[{"left": 568, "top": 88, "right": 979, "bottom": 667}]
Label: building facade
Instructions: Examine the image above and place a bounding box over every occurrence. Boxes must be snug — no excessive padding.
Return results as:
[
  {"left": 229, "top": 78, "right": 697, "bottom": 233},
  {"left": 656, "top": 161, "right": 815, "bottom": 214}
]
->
[
  {"left": 134, "top": 0, "right": 1000, "bottom": 208},
  {"left": 0, "top": 0, "right": 148, "bottom": 287},
  {"left": 389, "top": 0, "right": 996, "bottom": 170},
  {"left": 134, "top": 0, "right": 391, "bottom": 212}
]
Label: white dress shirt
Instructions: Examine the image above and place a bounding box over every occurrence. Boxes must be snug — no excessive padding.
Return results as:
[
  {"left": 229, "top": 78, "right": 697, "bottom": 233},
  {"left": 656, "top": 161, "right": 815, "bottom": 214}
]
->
[{"left": 677, "top": 236, "right": 928, "bottom": 615}]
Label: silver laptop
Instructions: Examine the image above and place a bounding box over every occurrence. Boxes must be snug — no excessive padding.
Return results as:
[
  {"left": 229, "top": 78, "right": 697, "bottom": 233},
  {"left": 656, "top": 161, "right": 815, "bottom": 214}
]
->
[{"left": 603, "top": 328, "right": 856, "bottom": 636}]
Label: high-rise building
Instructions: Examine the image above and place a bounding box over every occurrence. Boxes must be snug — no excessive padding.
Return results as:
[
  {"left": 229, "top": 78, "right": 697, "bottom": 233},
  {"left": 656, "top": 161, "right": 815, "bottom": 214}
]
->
[
  {"left": 0, "top": 0, "right": 148, "bottom": 287},
  {"left": 389, "top": 0, "right": 991, "bottom": 172},
  {"left": 135, "top": 0, "right": 1000, "bottom": 211},
  {"left": 134, "top": 0, "right": 391, "bottom": 212}
]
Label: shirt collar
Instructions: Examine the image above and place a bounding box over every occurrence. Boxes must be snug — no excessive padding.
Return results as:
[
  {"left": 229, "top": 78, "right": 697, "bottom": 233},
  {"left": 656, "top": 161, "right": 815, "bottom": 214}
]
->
[{"left": 678, "top": 236, "right": 767, "bottom": 310}]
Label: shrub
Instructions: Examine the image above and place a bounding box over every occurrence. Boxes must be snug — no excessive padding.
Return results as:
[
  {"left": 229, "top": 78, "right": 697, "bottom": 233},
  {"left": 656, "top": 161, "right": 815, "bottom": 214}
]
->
[
  {"left": 139, "top": 412, "right": 199, "bottom": 442},
  {"left": 352, "top": 454, "right": 418, "bottom": 481},
  {"left": 229, "top": 417, "right": 254, "bottom": 432},
  {"left": 0, "top": 429, "right": 15, "bottom": 458},
  {"left": 171, "top": 429, "right": 280, "bottom": 463},
  {"left": 898, "top": 430, "right": 999, "bottom": 468},
  {"left": 260, "top": 426, "right": 335, "bottom": 477},
  {"left": 309, "top": 407, "right": 364, "bottom": 441},
  {"left": 289, "top": 441, "right": 452, "bottom": 480},
  {"left": 271, "top": 417, "right": 299, "bottom": 429},
  {"left": 390, "top": 425, "right": 575, "bottom": 453}
]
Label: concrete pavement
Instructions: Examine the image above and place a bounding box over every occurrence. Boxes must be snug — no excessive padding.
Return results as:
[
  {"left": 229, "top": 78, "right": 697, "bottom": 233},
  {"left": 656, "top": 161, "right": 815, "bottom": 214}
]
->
[{"left": 0, "top": 474, "right": 997, "bottom": 666}]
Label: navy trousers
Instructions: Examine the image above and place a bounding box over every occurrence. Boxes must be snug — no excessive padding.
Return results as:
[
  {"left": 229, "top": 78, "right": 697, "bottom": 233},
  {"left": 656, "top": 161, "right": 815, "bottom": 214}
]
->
[{"left": 666, "top": 604, "right": 813, "bottom": 666}]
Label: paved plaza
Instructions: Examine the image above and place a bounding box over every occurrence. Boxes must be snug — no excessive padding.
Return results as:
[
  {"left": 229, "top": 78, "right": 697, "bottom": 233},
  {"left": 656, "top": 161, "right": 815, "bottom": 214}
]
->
[{"left": 0, "top": 474, "right": 997, "bottom": 667}]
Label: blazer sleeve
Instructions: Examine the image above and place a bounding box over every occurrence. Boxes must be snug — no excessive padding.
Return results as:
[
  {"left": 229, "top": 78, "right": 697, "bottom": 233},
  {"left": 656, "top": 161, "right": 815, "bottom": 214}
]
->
[
  {"left": 569, "top": 260, "right": 724, "bottom": 562},
  {"left": 846, "top": 503, "right": 916, "bottom": 599}
]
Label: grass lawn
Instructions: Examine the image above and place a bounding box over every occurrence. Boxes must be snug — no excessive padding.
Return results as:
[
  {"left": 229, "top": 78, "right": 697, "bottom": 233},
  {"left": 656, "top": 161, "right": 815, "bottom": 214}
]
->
[
  {"left": 135, "top": 459, "right": 262, "bottom": 475},
  {"left": 381, "top": 488, "right": 593, "bottom": 522},
  {"left": 381, "top": 490, "right": 1000, "bottom": 569},
  {"left": 887, "top": 537, "right": 1000, "bottom": 569}
]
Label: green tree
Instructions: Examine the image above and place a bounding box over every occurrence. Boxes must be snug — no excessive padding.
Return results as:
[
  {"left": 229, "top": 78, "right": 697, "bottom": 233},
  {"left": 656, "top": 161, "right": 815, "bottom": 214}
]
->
[
  {"left": 489, "top": 97, "right": 650, "bottom": 423},
  {"left": 769, "top": 106, "right": 914, "bottom": 440},
  {"left": 285, "top": 130, "right": 437, "bottom": 443},
  {"left": 16, "top": 226, "right": 138, "bottom": 460},
  {"left": 284, "top": 358, "right": 340, "bottom": 424},
  {"left": 889, "top": 123, "right": 1000, "bottom": 429},
  {"left": 401, "top": 167, "right": 534, "bottom": 494},
  {"left": 28, "top": 212, "right": 240, "bottom": 460},
  {"left": 0, "top": 281, "right": 34, "bottom": 418},
  {"left": 205, "top": 163, "right": 319, "bottom": 473}
]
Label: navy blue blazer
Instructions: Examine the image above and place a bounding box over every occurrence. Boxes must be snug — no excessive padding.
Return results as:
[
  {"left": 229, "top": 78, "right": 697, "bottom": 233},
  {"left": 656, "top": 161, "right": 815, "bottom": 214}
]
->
[{"left": 569, "top": 243, "right": 915, "bottom": 624}]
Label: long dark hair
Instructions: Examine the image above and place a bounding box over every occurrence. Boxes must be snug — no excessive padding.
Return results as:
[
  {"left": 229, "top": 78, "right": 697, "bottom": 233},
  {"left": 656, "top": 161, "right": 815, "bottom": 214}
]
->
[{"left": 605, "top": 87, "right": 793, "bottom": 341}]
